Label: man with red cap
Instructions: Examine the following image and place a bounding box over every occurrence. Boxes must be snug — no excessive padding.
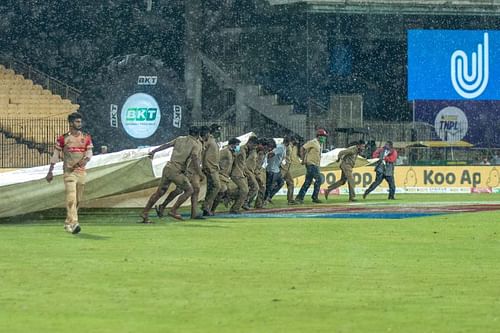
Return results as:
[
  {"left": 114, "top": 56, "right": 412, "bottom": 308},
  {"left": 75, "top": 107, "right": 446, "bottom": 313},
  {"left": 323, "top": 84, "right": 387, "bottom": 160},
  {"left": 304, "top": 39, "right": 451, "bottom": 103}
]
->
[{"left": 293, "top": 128, "right": 328, "bottom": 204}]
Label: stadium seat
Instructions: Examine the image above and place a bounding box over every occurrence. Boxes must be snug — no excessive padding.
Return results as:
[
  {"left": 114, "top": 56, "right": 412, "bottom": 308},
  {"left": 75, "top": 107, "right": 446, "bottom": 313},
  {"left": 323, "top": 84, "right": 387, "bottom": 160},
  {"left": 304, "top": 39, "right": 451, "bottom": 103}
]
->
[{"left": 0, "top": 67, "right": 80, "bottom": 161}]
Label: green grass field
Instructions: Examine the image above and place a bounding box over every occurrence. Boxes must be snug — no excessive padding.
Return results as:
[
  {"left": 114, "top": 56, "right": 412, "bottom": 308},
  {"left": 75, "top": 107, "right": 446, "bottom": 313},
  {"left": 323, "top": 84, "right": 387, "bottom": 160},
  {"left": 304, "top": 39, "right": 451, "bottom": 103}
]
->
[{"left": 1, "top": 194, "right": 499, "bottom": 333}]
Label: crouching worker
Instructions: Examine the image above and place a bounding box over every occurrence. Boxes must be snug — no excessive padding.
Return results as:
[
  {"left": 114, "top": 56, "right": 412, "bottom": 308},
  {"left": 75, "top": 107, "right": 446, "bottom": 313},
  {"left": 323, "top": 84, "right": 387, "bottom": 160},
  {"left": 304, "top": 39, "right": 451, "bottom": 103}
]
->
[{"left": 141, "top": 126, "right": 203, "bottom": 223}]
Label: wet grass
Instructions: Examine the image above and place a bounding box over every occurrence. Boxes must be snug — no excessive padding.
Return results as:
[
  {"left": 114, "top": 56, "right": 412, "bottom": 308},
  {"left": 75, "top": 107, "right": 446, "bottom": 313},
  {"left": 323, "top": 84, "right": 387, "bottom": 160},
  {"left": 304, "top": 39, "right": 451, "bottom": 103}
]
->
[{"left": 0, "top": 194, "right": 499, "bottom": 332}]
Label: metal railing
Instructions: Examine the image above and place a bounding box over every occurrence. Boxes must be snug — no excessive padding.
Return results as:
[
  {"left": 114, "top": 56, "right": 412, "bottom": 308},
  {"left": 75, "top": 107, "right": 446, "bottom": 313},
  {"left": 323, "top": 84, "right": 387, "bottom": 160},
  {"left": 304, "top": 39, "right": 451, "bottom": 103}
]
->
[
  {"left": 0, "top": 53, "right": 81, "bottom": 103},
  {"left": 0, "top": 133, "right": 52, "bottom": 168},
  {"left": 0, "top": 117, "right": 68, "bottom": 168}
]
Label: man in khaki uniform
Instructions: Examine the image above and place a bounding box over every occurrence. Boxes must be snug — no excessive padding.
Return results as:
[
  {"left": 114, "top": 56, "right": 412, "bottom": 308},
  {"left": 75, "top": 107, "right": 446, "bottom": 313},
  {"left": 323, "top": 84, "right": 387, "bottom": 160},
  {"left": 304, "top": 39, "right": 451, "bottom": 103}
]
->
[
  {"left": 253, "top": 138, "right": 269, "bottom": 209},
  {"left": 212, "top": 137, "right": 240, "bottom": 213},
  {"left": 141, "top": 126, "right": 203, "bottom": 222},
  {"left": 294, "top": 128, "right": 328, "bottom": 204},
  {"left": 280, "top": 135, "right": 300, "bottom": 205},
  {"left": 201, "top": 124, "right": 222, "bottom": 216},
  {"left": 230, "top": 136, "right": 258, "bottom": 213},
  {"left": 46, "top": 112, "right": 93, "bottom": 234},
  {"left": 325, "top": 140, "right": 366, "bottom": 202},
  {"left": 242, "top": 136, "right": 259, "bottom": 210},
  {"left": 153, "top": 128, "right": 206, "bottom": 220}
]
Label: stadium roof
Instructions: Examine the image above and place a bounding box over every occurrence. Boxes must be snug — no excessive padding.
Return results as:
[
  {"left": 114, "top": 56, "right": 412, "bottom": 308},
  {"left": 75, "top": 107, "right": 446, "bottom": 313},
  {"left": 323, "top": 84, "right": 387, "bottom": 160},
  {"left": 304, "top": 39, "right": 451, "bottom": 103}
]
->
[{"left": 267, "top": 0, "right": 500, "bottom": 16}]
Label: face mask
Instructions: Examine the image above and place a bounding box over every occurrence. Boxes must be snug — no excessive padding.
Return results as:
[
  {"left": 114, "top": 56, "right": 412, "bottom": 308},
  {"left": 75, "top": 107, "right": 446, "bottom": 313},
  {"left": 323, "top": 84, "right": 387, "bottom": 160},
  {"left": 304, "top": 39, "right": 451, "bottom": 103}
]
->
[
  {"left": 318, "top": 136, "right": 326, "bottom": 144},
  {"left": 233, "top": 145, "right": 241, "bottom": 153}
]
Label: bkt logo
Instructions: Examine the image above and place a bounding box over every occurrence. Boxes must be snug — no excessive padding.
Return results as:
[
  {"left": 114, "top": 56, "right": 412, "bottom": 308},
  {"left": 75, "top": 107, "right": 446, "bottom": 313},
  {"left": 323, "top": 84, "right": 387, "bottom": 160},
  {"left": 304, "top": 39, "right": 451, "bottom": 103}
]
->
[
  {"left": 138, "top": 76, "right": 158, "bottom": 85},
  {"left": 451, "top": 33, "right": 489, "bottom": 99},
  {"left": 408, "top": 30, "right": 500, "bottom": 100},
  {"left": 121, "top": 93, "right": 161, "bottom": 139},
  {"left": 126, "top": 108, "right": 158, "bottom": 121}
]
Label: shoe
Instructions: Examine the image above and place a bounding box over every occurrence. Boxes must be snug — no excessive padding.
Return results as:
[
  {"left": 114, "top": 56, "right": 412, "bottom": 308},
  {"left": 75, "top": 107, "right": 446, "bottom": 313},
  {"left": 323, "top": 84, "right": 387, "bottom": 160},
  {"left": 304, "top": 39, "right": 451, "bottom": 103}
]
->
[
  {"left": 324, "top": 190, "right": 330, "bottom": 200},
  {"left": 202, "top": 209, "right": 214, "bottom": 217},
  {"left": 388, "top": 197, "right": 396, "bottom": 200},
  {"left": 138, "top": 217, "right": 154, "bottom": 224},
  {"left": 348, "top": 198, "right": 357, "bottom": 202},
  {"left": 288, "top": 200, "right": 296, "bottom": 205},
  {"left": 168, "top": 211, "right": 184, "bottom": 221},
  {"left": 72, "top": 223, "right": 81, "bottom": 234},
  {"left": 192, "top": 215, "right": 206, "bottom": 220},
  {"left": 155, "top": 205, "right": 164, "bottom": 218},
  {"left": 294, "top": 199, "right": 304, "bottom": 205},
  {"left": 312, "top": 198, "right": 322, "bottom": 204},
  {"left": 363, "top": 192, "right": 367, "bottom": 199},
  {"left": 242, "top": 204, "right": 251, "bottom": 211}
]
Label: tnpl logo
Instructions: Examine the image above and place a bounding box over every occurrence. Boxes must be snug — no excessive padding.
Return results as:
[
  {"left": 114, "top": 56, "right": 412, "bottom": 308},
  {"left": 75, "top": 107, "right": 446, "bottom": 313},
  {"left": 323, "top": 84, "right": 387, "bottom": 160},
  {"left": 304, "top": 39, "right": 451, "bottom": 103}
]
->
[
  {"left": 126, "top": 108, "right": 158, "bottom": 121},
  {"left": 450, "top": 33, "right": 489, "bottom": 99},
  {"left": 438, "top": 115, "right": 459, "bottom": 131},
  {"left": 434, "top": 106, "right": 468, "bottom": 142}
]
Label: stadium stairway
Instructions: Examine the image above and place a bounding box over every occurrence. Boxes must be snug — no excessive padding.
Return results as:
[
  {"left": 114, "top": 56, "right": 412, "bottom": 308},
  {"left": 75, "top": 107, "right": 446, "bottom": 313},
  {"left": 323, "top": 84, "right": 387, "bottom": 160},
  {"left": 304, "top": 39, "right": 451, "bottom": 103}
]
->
[
  {"left": 235, "top": 84, "right": 307, "bottom": 138},
  {"left": 200, "top": 52, "right": 308, "bottom": 139}
]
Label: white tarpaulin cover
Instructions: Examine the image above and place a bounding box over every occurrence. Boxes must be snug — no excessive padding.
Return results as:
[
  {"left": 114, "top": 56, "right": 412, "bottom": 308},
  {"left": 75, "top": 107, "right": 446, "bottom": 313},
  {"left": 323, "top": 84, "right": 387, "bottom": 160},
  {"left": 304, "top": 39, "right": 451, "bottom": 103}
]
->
[{"left": 0, "top": 133, "right": 376, "bottom": 218}]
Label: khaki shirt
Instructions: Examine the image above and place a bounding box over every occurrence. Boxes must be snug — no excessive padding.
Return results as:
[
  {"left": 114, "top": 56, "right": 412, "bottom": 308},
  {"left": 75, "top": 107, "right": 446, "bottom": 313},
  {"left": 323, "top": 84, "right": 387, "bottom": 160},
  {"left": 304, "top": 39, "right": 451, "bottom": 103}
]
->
[
  {"left": 187, "top": 138, "right": 203, "bottom": 174},
  {"left": 219, "top": 147, "right": 234, "bottom": 179},
  {"left": 167, "top": 135, "right": 202, "bottom": 173},
  {"left": 245, "top": 146, "right": 257, "bottom": 175},
  {"left": 255, "top": 150, "right": 266, "bottom": 175},
  {"left": 303, "top": 138, "right": 321, "bottom": 166},
  {"left": 338, "top": 145, "right": 359, "bottom": 170},
  {"left": 202, "top": 135, "right": 220, "bottom": 172},
  {"left": 231, "top": 146, "right": 247, "bottom": 178},
  {"left": 281, "top": 144, "right": 293, "bottom": 172}
]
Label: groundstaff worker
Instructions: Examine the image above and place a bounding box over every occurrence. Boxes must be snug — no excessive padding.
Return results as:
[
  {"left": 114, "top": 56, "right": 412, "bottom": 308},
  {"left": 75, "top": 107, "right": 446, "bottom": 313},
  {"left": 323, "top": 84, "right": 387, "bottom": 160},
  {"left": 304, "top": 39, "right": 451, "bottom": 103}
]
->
[
  {"left": 201, "top": 124, "right": 223, "bottom": 216},
  {"left": 363, "top": 141, "right": 397, "bottom": 200},
  {"left": 325, "top": 140, "right": 365, "bottom": 202},
  {"left": 142, "top": 126, "right": 203, "bottom": 222},
  {"left": 294, "top": 128, "right": 328, "bottom": 204}
]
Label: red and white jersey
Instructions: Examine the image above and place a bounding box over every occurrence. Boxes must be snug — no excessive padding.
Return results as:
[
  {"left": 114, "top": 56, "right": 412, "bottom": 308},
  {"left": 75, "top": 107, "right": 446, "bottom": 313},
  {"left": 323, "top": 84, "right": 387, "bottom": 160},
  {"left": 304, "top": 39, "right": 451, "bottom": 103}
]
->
[{"left": 55, "top": 131, "right": 93, "bottom": 173}]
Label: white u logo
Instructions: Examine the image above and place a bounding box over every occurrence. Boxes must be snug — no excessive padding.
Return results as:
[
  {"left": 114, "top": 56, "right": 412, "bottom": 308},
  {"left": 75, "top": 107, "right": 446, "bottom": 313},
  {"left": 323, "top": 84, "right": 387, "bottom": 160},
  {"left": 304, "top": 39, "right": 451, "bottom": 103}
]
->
[{"left": 450, "top": 32, "right": 489, "bottom": 99}]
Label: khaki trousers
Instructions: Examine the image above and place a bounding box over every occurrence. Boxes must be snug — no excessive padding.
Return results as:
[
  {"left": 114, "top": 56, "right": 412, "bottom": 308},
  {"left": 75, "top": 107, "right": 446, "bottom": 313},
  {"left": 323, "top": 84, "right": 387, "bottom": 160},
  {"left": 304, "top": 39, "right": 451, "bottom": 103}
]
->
[
  {"left": 203, "top": 170, "right": 221, "bottom": 211},
  {"left": 63, "top": 171, "right": 86, "bottom": 225},
  {"left": 281, "top": 169, "right": 294, "bottom": 203},
  {"left": 327, "top": 165, "right": 356, "bottom": 200},
  {"left": 230, "top": 176, "right": 249, "bottom": 212}
]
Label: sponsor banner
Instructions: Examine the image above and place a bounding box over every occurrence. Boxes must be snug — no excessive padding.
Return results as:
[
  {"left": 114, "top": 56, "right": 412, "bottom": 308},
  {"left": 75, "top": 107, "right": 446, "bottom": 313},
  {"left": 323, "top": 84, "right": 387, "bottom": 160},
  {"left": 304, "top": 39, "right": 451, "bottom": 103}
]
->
[
  {"left": 470, "top": 187, "right": 492, "bottom": 193},
  {"left": 137, "top": 76, "right": 158, "bottom": 85},
  {"left": 415, "top": 101, "right": 500, "bottom": 147},
  {"left": 110, "top": 104, "right": 118, "bottom": 128},
  {"left": 120, "top": 93, "right": 161, "bottom": 139},
  {"left": 408, "top": 30, "right": 500, "bottom": 100},
  {"left": 173, "top": 105, "right": 182, "bottom": 128},
  {"left": 291, "top": 166, "right": 500, "bottom": 195}
]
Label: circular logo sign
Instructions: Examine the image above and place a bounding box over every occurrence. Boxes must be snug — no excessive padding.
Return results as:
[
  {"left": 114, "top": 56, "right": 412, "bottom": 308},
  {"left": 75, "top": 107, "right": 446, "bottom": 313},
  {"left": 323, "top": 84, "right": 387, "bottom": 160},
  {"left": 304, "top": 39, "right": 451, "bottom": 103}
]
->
[
  {"left": 121, "top": 93, "right": 161, "bottom": 139},
  {"left": 434, "top": 106, "right": 468, "bottom": 142}
]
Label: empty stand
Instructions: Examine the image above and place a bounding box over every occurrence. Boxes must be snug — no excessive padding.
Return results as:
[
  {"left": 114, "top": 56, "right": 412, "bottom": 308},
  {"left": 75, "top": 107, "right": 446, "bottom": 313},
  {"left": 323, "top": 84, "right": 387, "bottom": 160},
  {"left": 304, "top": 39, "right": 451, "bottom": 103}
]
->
[{"left": 0, "top": 65, "right": 78, "bottom": 157}]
